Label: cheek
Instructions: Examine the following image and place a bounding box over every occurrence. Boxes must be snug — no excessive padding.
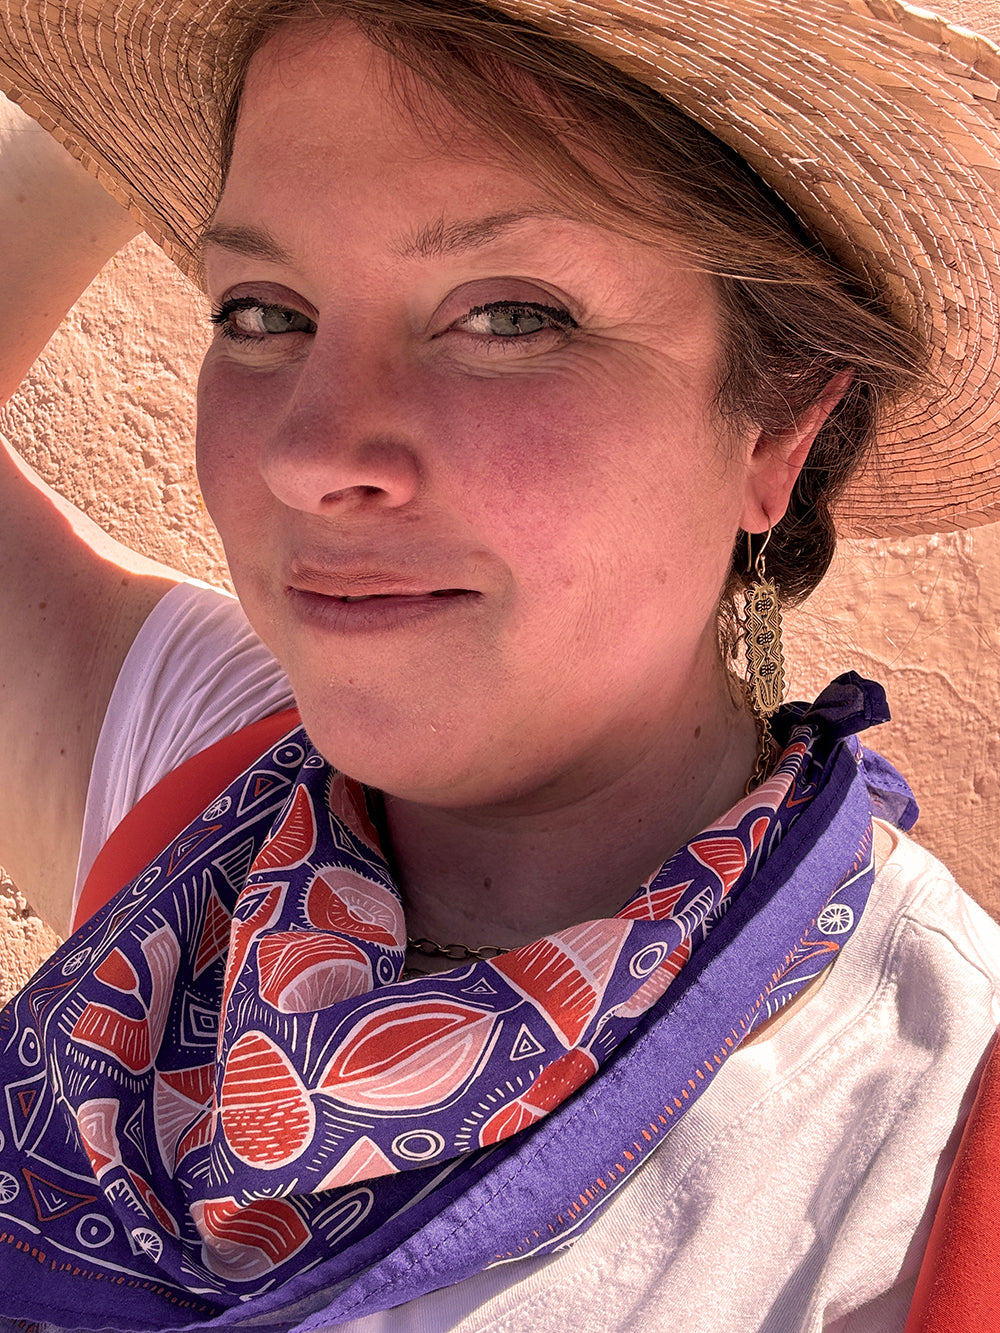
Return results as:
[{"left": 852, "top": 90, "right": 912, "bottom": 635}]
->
[
  {"left": 195, "top": 355, "right": 278, "bottom": 528},
  {"left": 430, "top": 367, "right": 625, "bottom": 513},
  {"left": 434, "top": 368, "right": 736, "bottom": 579}
]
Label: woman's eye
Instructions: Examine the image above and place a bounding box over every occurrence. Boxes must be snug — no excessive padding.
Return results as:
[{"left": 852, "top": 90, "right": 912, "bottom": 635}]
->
[
  {"left": 210, "top": 298, "right": 316, "bottom": 344},
  {"left": 457, "top": 302, "right": 575, "bottom": 340}
]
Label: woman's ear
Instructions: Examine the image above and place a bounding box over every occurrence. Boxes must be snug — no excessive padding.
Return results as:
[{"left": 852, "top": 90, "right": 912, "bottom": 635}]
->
[{"left": 740, "top": 370, "right": 853, "bottom": 532}]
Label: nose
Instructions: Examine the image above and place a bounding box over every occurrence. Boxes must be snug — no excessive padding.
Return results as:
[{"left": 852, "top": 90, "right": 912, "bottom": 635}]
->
[{"left": 257, "top": 358, "right": 422, "bottom": 514}]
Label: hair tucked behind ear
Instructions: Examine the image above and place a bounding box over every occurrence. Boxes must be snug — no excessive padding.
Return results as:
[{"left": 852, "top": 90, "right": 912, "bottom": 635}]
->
[{"left": 215, "top": 0, "right": 927, "bottom": 620}]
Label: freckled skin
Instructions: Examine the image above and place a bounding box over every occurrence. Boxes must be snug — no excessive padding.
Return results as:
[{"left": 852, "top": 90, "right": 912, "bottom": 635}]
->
[{"left": 196, "top": 26, "right": 830, "bottom": 941}]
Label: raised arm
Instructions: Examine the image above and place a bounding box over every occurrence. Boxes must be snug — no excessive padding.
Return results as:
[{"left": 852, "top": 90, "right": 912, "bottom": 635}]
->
[{"left": 0, "top": 94, "right": 184, "bottom": 934}]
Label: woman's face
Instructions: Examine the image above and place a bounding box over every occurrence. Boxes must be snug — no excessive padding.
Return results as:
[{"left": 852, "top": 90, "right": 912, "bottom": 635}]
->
[{"left": 197, "top": 25, "right": 792, "bottom": 808}]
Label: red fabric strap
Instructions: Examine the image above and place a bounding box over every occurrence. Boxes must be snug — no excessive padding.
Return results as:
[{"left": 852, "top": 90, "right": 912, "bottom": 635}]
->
[
  {"left": 904, "top": 1034, "right": 1000, "bottom": 1332},
  {"left": 72, "top": 707, "right": 300, "bottom": 932}
]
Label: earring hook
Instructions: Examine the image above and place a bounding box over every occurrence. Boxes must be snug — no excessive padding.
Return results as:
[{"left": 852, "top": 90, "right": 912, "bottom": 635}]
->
[{"left": 746, "top": 524, "right": 774, "bottom": 578}]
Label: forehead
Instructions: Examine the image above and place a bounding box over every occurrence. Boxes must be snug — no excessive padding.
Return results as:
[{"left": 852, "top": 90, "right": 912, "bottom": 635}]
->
[
  {"left": 219, "top": 26, "right": 573, "bottom": 260},
  {"left": 233, "top": 23, "right": 495, "bottom": 182},
  {"left": 224, "top": 18, "right": 672, "bottom": 244}
]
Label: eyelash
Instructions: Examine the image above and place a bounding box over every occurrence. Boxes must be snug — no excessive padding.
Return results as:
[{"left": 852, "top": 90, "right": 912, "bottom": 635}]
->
[
  {"left": 210, "top": 297, "right": 316, "bottom": 345},
  {"left": 208, "top": 298, "right": 577, "bottom": 347},
  {"left": 458, "top": 302, "right": 576, "bottom": 340}
]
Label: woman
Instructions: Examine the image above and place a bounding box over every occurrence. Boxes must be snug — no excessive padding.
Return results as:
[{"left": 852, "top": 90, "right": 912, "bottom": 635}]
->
[{"left": 0, "top": 1, "right": 998, "bottom": 1329}]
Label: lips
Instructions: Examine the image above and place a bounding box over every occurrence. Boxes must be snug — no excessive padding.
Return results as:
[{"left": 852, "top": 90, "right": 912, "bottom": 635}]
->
[
  {"left": 287, "top": 558, "right": 473, "bottom": 601},
  {"left": 283, "top": 560, "right": 479, "bottom": 633},
  {"left": 334, "top": 589, "right": 468, "bottom": 603}
]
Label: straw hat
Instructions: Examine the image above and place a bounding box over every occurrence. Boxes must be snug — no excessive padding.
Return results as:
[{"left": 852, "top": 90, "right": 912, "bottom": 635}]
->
[{"left": 1, "top": 0, "right": 998, "bottom": 538}]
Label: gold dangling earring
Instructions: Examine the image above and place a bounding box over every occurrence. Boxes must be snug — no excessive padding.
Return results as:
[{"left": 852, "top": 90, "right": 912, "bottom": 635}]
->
[{"left": 743, "top": 525, "right": 784, "bottom": 792}]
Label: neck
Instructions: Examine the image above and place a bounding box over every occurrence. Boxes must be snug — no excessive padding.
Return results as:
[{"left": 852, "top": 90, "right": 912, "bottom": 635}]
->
[{"left": 384, "top": 677, "right": 760, "bottom": 951}]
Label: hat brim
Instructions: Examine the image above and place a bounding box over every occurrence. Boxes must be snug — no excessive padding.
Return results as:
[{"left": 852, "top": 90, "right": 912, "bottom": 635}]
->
[{"left": 1, "top": 0, "right": 998, "bottom": 538}]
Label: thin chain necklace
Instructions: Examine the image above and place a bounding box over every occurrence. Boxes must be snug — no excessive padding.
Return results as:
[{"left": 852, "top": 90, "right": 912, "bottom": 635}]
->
[
  {"left": 405, "top": 935, "right": 510, "bottom": 962},
  {"left": 378, "top": 785, "right": 511, "bottom": 965}
]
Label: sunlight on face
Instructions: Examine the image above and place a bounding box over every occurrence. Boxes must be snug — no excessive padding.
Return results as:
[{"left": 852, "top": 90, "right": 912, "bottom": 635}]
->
[{"left": 196, "top": 23, "right": 771, "bottom": 810}]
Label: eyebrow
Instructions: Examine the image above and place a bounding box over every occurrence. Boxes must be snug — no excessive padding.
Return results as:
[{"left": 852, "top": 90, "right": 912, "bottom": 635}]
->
[
  {"left": 197, "top": 207, "right": 577, "bottom": 270},
  {"left": 197, "top": 222, "right": 295, "bottom": 267},
  {"left": 394, "top": 209, "right": 567, "bottom": 259}
]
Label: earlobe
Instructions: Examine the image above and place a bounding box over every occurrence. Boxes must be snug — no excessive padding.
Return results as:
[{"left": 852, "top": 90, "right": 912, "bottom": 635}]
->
[{"left": 740, "top": 370, "right": 854, "bottom": 533}]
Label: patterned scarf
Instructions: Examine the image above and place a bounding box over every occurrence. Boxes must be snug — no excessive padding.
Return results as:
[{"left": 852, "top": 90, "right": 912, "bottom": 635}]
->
[{"left": 0, "top": 674, "right": 913, "bottom": 1331}]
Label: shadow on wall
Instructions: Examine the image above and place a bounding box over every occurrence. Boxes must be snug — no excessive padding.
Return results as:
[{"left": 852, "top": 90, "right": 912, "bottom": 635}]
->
[{"left": 0, "top": 233, "right": 998, "bottom": 995}]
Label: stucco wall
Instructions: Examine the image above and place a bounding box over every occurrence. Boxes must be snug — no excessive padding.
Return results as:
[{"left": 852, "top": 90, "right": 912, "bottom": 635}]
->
[{"left": 1, "top": 233, "right": 998, "bottom": 997}]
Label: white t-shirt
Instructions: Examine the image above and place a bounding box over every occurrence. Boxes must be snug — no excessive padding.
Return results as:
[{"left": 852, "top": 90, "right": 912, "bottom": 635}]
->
[
  {"left": 75, "top": 583, "right": 1000, "bottom": 1333},
  {"left": 73, "top": 581, "right": 294, "bottom": 913}
]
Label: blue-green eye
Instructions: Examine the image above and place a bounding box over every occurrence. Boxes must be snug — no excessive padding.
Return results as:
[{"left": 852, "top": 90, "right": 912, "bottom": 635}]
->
[
  {"left": 460, "top": 302, "right": 574, "bottom": 338},
  {"left": 211, "top": 297, "right": 316, "bottom": 343}
]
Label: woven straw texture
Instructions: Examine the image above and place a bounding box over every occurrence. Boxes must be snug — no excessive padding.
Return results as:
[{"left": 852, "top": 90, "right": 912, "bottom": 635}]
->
[{"left": 0, "top": 0, "right": 998, "bottom": 537}]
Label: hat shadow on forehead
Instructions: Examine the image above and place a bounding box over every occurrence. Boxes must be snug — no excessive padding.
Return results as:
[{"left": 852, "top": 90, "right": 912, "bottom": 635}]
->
[{"left": 1, "top": 0, "right": 998, "bottom": 538}]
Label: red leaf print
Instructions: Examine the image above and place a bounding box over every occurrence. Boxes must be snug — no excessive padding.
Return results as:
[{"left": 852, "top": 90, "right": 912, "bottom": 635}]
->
[
  {"left": 479, "top": 1048, "right": 597, "bottom": 1147},
  {"left": 76, "top": 1098, "right": 121, "bottom": 1179},
  {"left": 220, "top": 882, "right": 286, "bottom": 1016},
  {"left": 95, "top": 950, "right": 139, "bottom": 993},
  {"left": 191, "top": 1196, "right": 310, "bottom": 1281},
  {"left": 318, "top": 1001, "right": 494, "bottom": 1110},
  {"left": 257, "top": 932, "right": 372, "bottom": 1012},
  {"left": 72, "top": 1004, "right": 150, "bottom": 1073},
  {"left": 479, "top": 1098, "right": 542, "bottom": 1146},
  {"left": 175, "top": 1114, "right": 214, "bottom": 1166},
  {"left": 219, "top": 1031, "right": 314, "bottom": 1168},
  {"left": 523, "top": 1047, "right": 598, "bottom": 1113},
  {"left": 160, "top": 1063, "right": 215, "bottom": 1105},
  {"left": 250, "top": 785, "right": 317, "bottom": 875},
  {"left": 154, "top": 1064, "right": 216, "bottom": 1172},
  {"left": 195, "top": 888, "right": 233, "bottom": 977},
  {"left": 305, "top": 871, "right": 404, "bottom": 947},
  {"left": 78, "top": 929, "right": 180, "bottom": 1072},
  {"left": 492, "top": 920, "right": 631, "bottom": 1047},
  {"left": 618, "top": 879, "right": 692, "bottom": 923},
  {"left": 689, "top": 836, "right": 748, "bottom": 897},
  {"left": 128, "top": 1170, "right": 178, "bottom": 1235},
  {"left": 750, "top": 815, "right": 769, "bottom": 852}
]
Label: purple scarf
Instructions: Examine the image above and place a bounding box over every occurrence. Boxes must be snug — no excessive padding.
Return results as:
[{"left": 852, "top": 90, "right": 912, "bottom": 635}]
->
[{"left": 0, "top": 674, "right": 914, "bottom": 1331}]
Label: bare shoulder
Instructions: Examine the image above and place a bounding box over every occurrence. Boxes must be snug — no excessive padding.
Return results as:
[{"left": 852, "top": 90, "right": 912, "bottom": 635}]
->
[{"left": 0, "top": 435, "right": 181, "bottom": 935}]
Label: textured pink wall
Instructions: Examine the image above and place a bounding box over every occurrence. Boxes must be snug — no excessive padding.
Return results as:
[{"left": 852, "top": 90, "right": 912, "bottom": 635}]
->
[
  {"left": 785, "top": 529, "right": 1000, "bottom": 903},
  {"left": 1, "top": 233, "right": 998, "bottom": 996}
]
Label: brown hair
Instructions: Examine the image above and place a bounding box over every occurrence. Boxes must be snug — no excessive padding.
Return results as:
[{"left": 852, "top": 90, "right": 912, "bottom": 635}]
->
[{"left": 215, "top": 0, "right": 926, "bottom": 610}]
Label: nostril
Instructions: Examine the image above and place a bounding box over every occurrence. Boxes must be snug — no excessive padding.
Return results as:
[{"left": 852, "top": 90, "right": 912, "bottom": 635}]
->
[
  {"left": 321, "top": 483, "right": 391, "bottom": 505},
  {"left": 260, "top": 425, "right": 422, "bottom": 514}
]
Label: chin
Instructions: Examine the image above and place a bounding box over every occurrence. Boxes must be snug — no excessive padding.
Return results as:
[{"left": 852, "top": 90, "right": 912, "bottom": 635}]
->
[
  {"left": 293, "top": 687, "right": 570, "bottom": 810},
  {"left": 290, "top": 684, "right": 479, "bottom": 798}
]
